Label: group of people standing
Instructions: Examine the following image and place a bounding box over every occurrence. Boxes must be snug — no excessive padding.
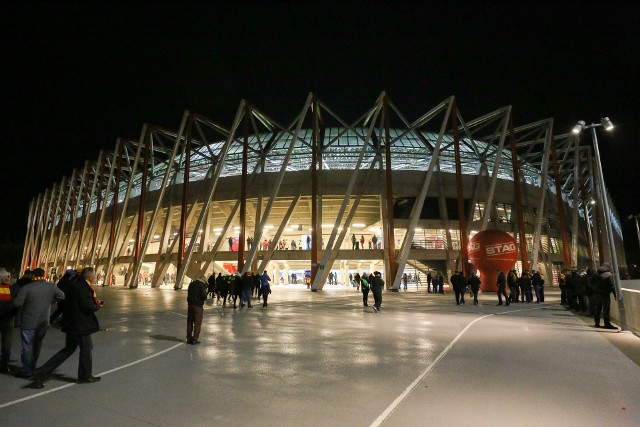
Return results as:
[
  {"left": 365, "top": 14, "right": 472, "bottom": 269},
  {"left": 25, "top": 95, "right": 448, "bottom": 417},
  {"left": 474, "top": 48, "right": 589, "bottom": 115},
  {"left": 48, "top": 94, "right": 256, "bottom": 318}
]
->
[
  {"left": 0, "top": 266, "right": 103, "bottom": 389},
  {"left": 351, "top": 234, "right": 380, "bottom": 250},
  {"left": 448, "top": 270, "right": 481, "bottom": 305},
  {"left": 426, "top": 271, "right": 445, "bottom": 294},
  {"left": 559, "top": 263, "right": 618, "bottom": 329},
  {"left": 185, "top": 270, "right": 273, "bottom": 345},
  {"left": 443, "top": 268, "right": 545, "bottom": 307}
]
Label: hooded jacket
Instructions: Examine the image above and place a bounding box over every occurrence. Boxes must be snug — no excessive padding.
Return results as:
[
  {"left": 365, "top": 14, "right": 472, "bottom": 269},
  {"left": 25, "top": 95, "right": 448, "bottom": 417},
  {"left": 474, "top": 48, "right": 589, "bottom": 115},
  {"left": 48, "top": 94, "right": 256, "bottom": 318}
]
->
[{"left": 594, "top": 268, "right": 615, "bottom": 297}]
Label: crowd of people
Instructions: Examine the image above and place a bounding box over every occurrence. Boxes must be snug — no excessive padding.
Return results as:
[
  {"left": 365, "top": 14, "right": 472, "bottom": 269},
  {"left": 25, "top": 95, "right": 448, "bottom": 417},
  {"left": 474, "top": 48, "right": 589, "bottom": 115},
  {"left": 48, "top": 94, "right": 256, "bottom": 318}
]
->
[
  {"left": 0, "top": 266, "right": 103, "bottom": 389},
  {"left": 558, "top": 263, "right": 618, "bottom": 329},
  {"left": 0, "top": 257, "right": 621, "bottom": 391},
  {"left": 185, "top": 269, "right": 273, "bottom": 344}
]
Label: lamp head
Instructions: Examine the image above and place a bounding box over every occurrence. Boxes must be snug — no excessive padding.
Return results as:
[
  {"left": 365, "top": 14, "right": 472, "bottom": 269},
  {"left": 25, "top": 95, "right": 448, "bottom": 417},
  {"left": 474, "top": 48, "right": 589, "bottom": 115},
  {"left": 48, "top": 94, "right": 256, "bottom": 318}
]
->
[
  {"left": 572, "top": 120, "right": 586, "bottom": 134},
  {"left": 601, "top": 117, "right": 614, "bottom": 131}
]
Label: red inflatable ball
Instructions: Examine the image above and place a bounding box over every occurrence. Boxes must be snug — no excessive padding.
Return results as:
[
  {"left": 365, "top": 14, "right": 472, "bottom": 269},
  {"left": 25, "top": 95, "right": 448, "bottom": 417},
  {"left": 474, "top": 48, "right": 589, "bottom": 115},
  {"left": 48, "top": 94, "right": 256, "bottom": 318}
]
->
[{"left": 468, "top": 229, "right": 518, "bottom": 292}]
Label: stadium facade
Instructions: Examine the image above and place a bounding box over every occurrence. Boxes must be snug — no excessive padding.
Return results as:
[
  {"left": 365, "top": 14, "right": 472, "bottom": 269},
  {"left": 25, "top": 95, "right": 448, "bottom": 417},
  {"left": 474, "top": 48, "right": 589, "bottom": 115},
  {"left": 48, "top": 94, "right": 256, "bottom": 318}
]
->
[{"left": 21, "top": 93, "right": 627, "bottom": 290}]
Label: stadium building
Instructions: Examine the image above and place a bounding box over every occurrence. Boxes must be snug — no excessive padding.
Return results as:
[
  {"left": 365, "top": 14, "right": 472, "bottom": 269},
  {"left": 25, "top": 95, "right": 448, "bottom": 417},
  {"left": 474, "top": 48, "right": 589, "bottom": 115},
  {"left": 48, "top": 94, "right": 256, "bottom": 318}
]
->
[{"left": 21, "top": 93, "right": 627, "bottom": 290}]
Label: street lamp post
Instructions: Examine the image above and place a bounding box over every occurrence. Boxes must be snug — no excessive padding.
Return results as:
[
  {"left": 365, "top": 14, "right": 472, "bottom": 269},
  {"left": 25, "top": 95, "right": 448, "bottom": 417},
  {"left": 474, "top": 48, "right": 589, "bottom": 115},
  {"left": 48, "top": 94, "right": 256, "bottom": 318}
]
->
[{"left": 573, "top": 118, "right": 627, "bottom": 331}]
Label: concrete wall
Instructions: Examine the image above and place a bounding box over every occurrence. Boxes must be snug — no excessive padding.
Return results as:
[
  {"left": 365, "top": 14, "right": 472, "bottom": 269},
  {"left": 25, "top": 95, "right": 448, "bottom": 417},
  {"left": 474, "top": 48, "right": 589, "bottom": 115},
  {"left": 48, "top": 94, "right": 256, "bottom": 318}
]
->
[{"left": 610, "top": 279, "right": 640, "bottom": 334}]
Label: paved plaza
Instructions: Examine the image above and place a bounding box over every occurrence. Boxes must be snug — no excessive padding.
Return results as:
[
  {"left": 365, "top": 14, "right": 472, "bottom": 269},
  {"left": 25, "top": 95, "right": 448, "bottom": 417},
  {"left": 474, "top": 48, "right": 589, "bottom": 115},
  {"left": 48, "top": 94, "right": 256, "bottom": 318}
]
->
[{"left": 1, "top": 284, "right": 639, "bottom": 426}]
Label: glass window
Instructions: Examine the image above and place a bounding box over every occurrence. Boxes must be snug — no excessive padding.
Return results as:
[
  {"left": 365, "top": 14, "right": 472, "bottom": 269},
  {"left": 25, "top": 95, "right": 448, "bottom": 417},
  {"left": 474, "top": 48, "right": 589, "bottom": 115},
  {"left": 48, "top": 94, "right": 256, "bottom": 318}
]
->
[
  {"left": 496, "top": 203, "right": 512, "bottom": 223},
  {"left": 473, "top": 202, "right": 486, "bottom": 221}
]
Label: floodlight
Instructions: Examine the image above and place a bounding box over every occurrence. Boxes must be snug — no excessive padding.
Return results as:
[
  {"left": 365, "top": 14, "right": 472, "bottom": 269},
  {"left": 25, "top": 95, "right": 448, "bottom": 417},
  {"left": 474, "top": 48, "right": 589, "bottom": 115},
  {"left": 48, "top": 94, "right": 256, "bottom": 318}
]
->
[
  {"left": 572, "top": 120, "right": 586, "bottom": 134},
  {"left": 601, "top": 117, "right": 614, "bottom": 131}
]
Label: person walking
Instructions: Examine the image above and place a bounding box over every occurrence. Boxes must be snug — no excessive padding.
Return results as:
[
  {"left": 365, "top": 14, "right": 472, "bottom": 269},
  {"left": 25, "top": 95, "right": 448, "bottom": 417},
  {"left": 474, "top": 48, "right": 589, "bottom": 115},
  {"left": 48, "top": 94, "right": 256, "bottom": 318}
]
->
[
  {"left": 215, "top": 272, "right": 224, "bottom": 304},
  {"left": 31, "top": 267, "right": 103, "bottom": 388},
  {"left": 260, "top": 270, "right": 271, "bottom": 309},
  {"left": 13, "top": 268, "right": 65, "bottom": 379},
  {"left": 507, "top": 270, "right": 519, "bottom": 303},
  {"left": 228, "top": 236, "right": 233, "bottom": 251},
  {"left": 0, "top": 268, "right": 19, "bottom": 373},
  {"left": 468, "top": 271, "right": 481, "bottom": 305},
  {"left": 450, "top": 271, "right": 460, "bottom": 304},
  {"left": 240, "top": 270, "right": 253, "bottom": 309},
  {"left": 370, "top": 271, "right": 384, "bottom": 312},
  {"left": 207, "top": 273, "right": 217, "bottom": 299},
  {"left": 496, "top": 270, "right": 510, "bottom": 306},
  {"left": 455, "top": 272, "right": 467, "bottom": 305},
  {"left": 186, "top": 276, "right": 208, "bottom": 344},
  {"left": 354, "top": 272, "right": 361, "bottom": 291},
  {"left": 427, "top": 271, "right": 432, "bottom": 292},
  {"left": 360, "top": 273, "right": 370, "bottom": 306},
  {"left": 253, "top": 273, "right": 261, "bottom": 300}
]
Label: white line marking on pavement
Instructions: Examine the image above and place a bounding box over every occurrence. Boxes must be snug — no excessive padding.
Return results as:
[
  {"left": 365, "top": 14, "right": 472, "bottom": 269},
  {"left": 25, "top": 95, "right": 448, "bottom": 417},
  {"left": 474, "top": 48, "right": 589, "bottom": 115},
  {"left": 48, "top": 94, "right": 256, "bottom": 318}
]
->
[
  {"left": 369, "top": 314, "right": 492, "bottom": 427},
  {"left": 370, "top": 305, "right": 547, "bottom": 427},
  {"left": 0, "top": 343, "right": 184, "bottom": 410},
  {"left": 495, "top": 305, "right": 547, "bottom": 315},
  {"left": 168, "top": 311, "right": 187, "bottom": 317}
]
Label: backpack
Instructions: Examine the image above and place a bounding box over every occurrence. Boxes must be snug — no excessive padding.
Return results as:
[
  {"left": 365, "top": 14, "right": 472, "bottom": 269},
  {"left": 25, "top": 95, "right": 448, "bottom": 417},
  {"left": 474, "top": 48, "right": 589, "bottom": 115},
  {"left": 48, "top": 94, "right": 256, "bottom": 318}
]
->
[{"left": 361, "top": 278, "right": 369, "bottom": 290}]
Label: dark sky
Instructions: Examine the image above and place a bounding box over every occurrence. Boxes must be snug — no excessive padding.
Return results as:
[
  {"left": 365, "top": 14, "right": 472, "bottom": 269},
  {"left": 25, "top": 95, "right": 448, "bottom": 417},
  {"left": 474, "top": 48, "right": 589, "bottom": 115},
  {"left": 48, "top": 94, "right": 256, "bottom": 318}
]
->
[{"left": 2, "top": 1, "right": 639, "bottom": 269}]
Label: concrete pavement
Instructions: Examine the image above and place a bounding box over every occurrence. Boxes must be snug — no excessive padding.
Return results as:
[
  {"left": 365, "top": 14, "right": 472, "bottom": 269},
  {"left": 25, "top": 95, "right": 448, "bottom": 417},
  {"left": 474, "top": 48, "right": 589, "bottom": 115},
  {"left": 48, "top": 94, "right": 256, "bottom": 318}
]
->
[{"left": 0, "top": 285, "right": 638, "bottom": 426}]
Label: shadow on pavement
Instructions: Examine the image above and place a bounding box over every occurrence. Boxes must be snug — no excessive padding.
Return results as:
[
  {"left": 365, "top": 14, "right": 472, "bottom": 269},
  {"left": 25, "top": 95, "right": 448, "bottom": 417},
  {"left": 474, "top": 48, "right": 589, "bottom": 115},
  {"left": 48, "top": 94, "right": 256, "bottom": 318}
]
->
[{"left": 149, "top": 334, "right": 184, "bottom": 342}]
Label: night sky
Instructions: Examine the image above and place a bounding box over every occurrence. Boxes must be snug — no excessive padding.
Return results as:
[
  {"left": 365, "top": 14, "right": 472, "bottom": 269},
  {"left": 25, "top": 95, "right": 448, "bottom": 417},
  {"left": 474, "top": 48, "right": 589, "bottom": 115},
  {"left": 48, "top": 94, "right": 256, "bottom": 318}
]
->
[{"left": 2, "top": 1, "right": 639, "bottom": 270}]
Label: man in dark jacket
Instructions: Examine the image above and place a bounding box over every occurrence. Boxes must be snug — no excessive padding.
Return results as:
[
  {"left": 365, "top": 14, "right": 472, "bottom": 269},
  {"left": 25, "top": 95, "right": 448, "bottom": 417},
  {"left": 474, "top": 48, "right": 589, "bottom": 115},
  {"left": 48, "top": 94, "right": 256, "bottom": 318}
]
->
[
  {"left": 450, "top": 271, "right": 460, "bottom": 305},
  {"left": 240, "top": 271, "right": 253, "bottom": 309},
  {"left": 370, "top": 271, "right": 385, "bottom": 313},
  {"left": 507, "top": 270, "right": 519, "bottom": 303},
  {"left": 454, "top": 271, "right": 467, "bottom": 305},
  {"left": 519, "top": 271, "right": 533, "bottom": 303},
  {"left": 566, "top": 269, "right": 585, "bottom": 312},
  {"left": 496, "top": 270, "right": 510, "bottom": 306},
  {"left": 592, "top": 263, "right": 617, "bottom": 330},
  {"left": 582, "top": 268, "right": 596, "bottom": 316},
  {"left": 532, "top": 271, "right": 545, "bottom": 303},
  {"left": 32, "top": 267, "right": 102, "bottom": 388},
  {"left": 207, "top": 274, "right": 217, "bottom": 299},
  {"left": 0, "top": 268, "right": 19, "bottom": 373},
  {"left": 13, "top": 268, "right": 65, "bottom": 379},
  {"left": 187, "top": 276, "right": 208, "bottom": 344},
  {"left": 215, "top": 272, "right": 224, "bottom": 303},
  {"left": 468, "top": 271, "right": 481, "bottom": 305}
]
